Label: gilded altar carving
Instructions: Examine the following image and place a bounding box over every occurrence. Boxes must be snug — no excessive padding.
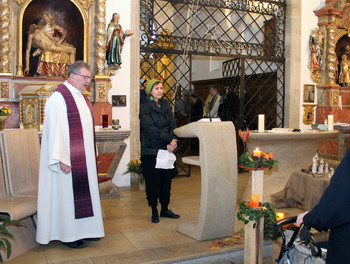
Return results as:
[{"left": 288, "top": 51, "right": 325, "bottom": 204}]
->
[
  {"left": 97, "top": 83, "right": 107, "bottom": 101},
  {"left": 0, "top": 82, "right": 10, "bottom": 99},
  {"left": 77, "top": 0, "right": 94, "bottom": 10},
  {"left": 325, "top": 25, "right": 337, "bottom": 86},
  {"left": 18, "top": 84, "right": 58, "bottom": 129},
  {"left": 312, "top": 2, "right": 350, "bottom": 88},
  {"left": 303, "top": 105, "right": 316, "bottom": 125},
  {"left": 14, "top": 0, "right": 25, "bottom": 4},
  {"left": 95, "top": 0, "right": 106, "bottom": 76},
  {"left": 311, "top": 68, "right": 321, "bottom": 85},
  {"left": 0, "top": 0, "right": 10, "bottom": 74}
]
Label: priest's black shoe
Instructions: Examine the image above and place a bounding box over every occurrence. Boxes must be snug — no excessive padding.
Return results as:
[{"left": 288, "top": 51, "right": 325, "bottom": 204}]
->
[
  {"left": 62, "top": 240, "right": 86, "bottom": 249},
  {"left": 151, "top": 214, "right": 159, "bottom": 223},
  {"left": 83, "top": 237, "right": 101, "bottom": 241},
  {"left": 160, "top": 210, "right": 180, "bottom": 219}
]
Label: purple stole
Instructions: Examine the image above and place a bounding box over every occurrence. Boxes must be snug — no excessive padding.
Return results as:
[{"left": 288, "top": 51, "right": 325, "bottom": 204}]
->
[{"left": 55, "top": 84, "right": 94, "bottom": 219}]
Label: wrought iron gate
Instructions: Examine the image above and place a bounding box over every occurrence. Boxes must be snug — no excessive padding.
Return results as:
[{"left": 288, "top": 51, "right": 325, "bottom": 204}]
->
[{"left": 140, "top": 0, "right": 286, "bottom": 176}]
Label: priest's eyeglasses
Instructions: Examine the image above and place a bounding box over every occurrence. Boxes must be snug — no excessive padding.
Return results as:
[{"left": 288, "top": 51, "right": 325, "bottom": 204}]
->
[{"left": 73, "top": 72, "right": 92, "bottom": 80}]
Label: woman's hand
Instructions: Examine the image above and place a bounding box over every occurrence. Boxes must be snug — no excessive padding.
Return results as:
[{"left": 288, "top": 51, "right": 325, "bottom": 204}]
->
[
  {"left": 167, "top": 139, "right": 178, "bottom": 153},
  {"left": 167, "top": 144, "right": 176, "bottom": 153},
  {"left": 296, "top": 211, "right": 309, "bottom": 227},
  {"left": 170, "top": 139, "right": 178, "bottom": 148}
]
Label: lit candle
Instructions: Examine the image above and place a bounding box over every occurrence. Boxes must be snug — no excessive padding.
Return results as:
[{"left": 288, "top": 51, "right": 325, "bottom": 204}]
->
[
  {"left": 328, "top": 115, "right": 334, "bottom": 131},
  {"left": 250, "top": 193, "right": 260, "bottom": 207},
  {"left": 253, "top": 148, "right": 262, "bottom": 158},
  {"left": 258, "top": 114, "right": 265, "bottom": 132},
  {"left": 276, "top": 212, "right": 284, "bottom": 221}
]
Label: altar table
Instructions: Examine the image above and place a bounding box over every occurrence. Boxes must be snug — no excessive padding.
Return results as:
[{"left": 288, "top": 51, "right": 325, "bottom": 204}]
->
[
  {"left": 271, "top": 171, "right": 330, "bottom": 211},
  {"left": 242, "top": 129, "right": 338, "bottom": 202}
]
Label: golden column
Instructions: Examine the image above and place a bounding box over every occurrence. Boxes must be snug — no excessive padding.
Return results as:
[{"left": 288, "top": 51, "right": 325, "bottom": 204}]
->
[
  {"left": 95, "top": 0, "right": 106, "bottom": 76},
  {"left": 326, "top": 25, "right": 337, "bottom": 86},
  {"left": 94, "top": 0, "right": 110, "bottom": 104},
  {"left": 0, "top": 0, "right": 11, "bottom": 73}
]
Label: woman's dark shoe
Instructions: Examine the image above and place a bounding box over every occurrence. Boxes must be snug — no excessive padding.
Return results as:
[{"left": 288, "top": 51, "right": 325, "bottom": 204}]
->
[
  {"left": 62, "top": 240, "right": 86, "bottom": 249},
  {"left": 151, "top": 214, "right": 160, "bottom": 223},
  {"left": 160, "top": 210, "right": 180, "bottom": 219}
]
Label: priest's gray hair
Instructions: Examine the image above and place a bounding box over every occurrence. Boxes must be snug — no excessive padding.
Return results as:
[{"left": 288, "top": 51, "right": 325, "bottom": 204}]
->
[{"left": 68, "top": 61, "right": 91, "bottom": 77}]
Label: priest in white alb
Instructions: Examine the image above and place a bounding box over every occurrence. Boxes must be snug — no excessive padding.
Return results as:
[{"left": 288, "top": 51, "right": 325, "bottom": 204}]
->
[{"left": 36, "top": 61, "right": 104, "bottom": 249}]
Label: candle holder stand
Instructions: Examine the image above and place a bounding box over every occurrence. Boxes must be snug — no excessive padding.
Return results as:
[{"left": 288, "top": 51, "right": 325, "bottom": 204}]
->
[{"left": 244, "top": 169, "right": 264, "bottom": 264}]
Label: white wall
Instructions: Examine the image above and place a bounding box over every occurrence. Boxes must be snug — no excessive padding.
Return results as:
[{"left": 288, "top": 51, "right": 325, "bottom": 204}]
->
[
  {"left": 106, "top": 0, "right": 132, "bottom": 186},
  {"left": 299, "top": 0, "right": 325, "bottom": 129}
]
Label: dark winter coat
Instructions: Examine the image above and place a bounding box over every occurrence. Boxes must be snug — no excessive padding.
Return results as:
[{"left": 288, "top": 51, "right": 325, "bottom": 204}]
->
[
  {"left": 303, "top": 148, "right": 350, "bottom": 264},
  {"left": 140, "top": 98, "right": 177, "bottom": 157}
]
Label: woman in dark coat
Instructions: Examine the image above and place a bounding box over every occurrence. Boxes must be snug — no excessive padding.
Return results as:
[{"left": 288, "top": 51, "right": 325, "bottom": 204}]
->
[
  {"left": 297, "top": 148, "right": 350, "bottom": 264},
  {"left": 139, "top": 78, "right": 180, "bottom": 223}
]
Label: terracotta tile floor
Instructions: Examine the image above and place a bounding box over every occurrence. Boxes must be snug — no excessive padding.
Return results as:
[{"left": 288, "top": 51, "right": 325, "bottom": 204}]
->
[{"left": 5, "top": 167, "right": 279, "bottom": 264}]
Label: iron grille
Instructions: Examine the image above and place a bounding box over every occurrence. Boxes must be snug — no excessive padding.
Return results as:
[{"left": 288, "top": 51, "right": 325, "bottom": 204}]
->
[{"left": 140, "top": 0, "right": 286, "bottom": 176}]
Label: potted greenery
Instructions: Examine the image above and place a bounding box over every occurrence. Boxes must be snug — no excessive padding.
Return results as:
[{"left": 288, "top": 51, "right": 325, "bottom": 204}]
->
[
  {"left": 124, "top": 159, "right": 145, "bottom": 190},
  {"left": 0, "top": 215, "right": 22, "bottom": 260}
]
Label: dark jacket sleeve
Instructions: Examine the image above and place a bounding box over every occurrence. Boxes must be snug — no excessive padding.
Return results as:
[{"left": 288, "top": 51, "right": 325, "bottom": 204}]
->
[{"left": 303, "top": 148, "right": 350, "bottom": 231}]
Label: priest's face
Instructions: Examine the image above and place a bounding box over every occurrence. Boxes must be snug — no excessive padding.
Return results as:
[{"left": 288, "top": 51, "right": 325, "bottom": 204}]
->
[{"left": 69, "top": 67, "right": 92, "bottom": 92}]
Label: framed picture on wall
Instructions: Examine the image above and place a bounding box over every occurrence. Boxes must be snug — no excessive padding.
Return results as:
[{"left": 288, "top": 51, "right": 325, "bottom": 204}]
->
[
  {"left": 303, "top": 84, "right": 316, "bottom": 104},
  {"left": 112, "top": 95, "right": 127, "bottom": 107}
]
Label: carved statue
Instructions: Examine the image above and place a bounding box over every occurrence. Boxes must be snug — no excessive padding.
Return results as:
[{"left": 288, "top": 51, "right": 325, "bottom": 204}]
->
[
  {"left": 338, "top": 54, "right": 350, "bottom": 86},
  {"left": 106, "top": 13, "right": 133, "bottom": 68},
  {"left": 312, "top": 153, "right": 318, "bottom": 174},
  {"left": 24, "top": 11, "right": 76, "bottom": 77},
  {"left": 309, "top": 28, "right": 324, "bottom": 69},
  {"left": 317, "top": 158, "right": 325, "bottom": 174}
]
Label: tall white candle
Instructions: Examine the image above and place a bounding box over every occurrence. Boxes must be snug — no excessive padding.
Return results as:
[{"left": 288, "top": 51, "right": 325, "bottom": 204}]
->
[
  {"left": 328, "top": 115, "right": 334, "bottom": 131},
  {"left": 258, "top": 114, "right": 265, "bottom": 132}
]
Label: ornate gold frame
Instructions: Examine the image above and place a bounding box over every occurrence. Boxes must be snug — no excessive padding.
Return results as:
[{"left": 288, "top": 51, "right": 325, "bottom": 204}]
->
[
  {"left": 0, "top": 0, "right": 107, "bottom": 79},
  {"left": 15, "top": 0, "right": 89, "bottom": 76}
]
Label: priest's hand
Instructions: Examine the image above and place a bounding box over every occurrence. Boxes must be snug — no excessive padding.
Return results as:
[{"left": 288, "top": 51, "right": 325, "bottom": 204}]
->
[{"left": 60, "top": 162, "right": 71, "bottom": 174}]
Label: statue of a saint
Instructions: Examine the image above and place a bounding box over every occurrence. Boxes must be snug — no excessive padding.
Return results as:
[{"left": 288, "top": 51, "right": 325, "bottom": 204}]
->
[
  {"left": 339, "top": 54, "right": 350, "bottom": 86},
  {"left": 325, "top": 162, "right": 329, "bottom": 174},
  {"left": 24, "top": 11, "right": 76, "bottom": 77},
  {"left": 309, "top": 28, "right": 324, "bottom": 69},
  {"left": 106, "top": 13, "right": 133, "bottom": 68},
  {"left": 312, "top": 153, "right": 318, "bottom": 174},
  {"left": 317, "top": 158, "right": 325, "bottom": 174}
]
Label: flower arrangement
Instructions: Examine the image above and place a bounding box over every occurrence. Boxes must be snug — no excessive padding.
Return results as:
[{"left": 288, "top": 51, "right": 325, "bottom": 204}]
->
[
  {"left": 238, "top": 128, "right": 249, "bottom": 152},
  {"left": 237, "top": 200, "right": 282, "bottom": 240},
  {"left": 0, "top": 106, "right": 11, "bottom": 117},
  {"left": 124, "top": 159, "right": 142, "bottom": 176},
  {"left": 238, "top": 151, "right": 279, "bottom": 170},
  {"left": 238, "top": 128, "right": 279, "bottom": 170}
]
